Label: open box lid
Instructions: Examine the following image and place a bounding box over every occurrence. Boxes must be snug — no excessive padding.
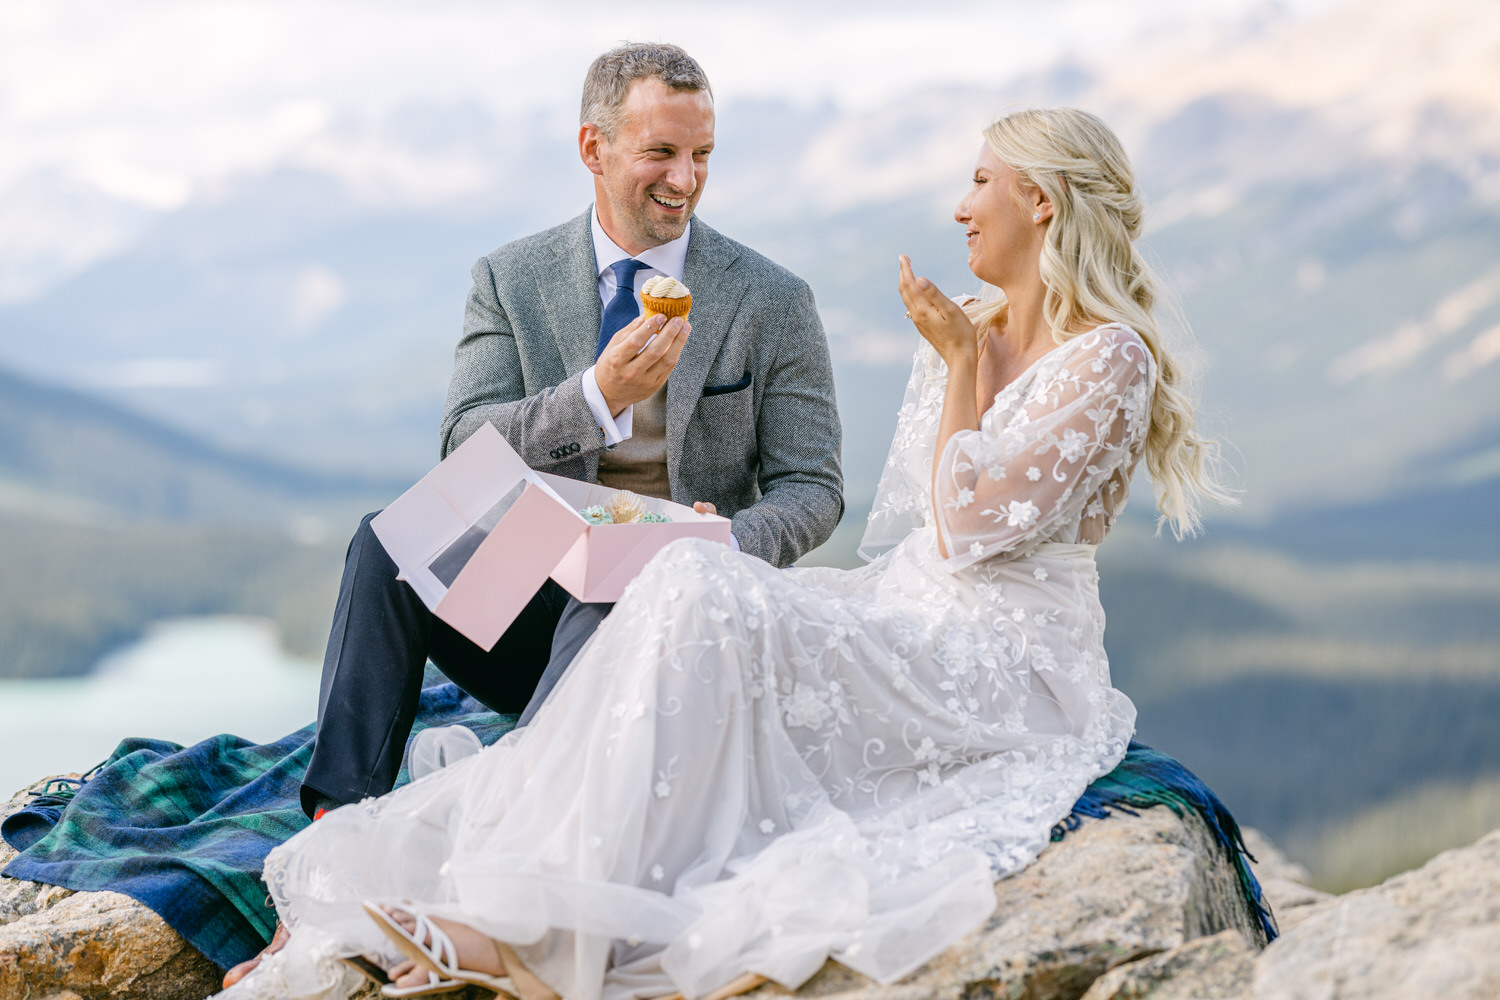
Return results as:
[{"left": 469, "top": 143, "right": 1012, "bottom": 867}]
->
[
  {"left": 370, "top": 423, "right": 582, "bottom": 648},
  {"left": 370, "top": 422, "right": 731, "bottom": 649}
]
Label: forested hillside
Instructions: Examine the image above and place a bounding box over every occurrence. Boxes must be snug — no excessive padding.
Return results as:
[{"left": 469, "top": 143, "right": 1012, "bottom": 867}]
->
[{"left": 0, "top": 363, "right": 391, "bottom": 676}]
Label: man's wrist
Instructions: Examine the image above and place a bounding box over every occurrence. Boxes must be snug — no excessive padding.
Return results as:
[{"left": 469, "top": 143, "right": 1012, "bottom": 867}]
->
[{"left": 581, "top": 367, "right": 633, "bottom": 446}]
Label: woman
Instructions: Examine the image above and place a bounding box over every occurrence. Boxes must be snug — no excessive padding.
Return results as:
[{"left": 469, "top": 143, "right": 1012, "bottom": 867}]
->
[{"left": 225, "top": 107, "right": 1229, "bottom": 1000}]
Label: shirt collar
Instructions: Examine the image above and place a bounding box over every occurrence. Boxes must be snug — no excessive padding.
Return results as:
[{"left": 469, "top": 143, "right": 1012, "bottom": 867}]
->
[{"left": 590, "top": 205, "right": 691, "bottom": 282}]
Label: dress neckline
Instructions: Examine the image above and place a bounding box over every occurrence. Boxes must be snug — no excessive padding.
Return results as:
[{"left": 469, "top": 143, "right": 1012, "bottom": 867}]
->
[{"left": 981, "top": 322, "right": 1129, "bottom": 416}]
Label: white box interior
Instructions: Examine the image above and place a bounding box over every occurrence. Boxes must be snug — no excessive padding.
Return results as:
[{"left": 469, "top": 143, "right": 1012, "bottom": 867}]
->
[{"left": 537, "top": 472, "right": 717, "bottom": 524}]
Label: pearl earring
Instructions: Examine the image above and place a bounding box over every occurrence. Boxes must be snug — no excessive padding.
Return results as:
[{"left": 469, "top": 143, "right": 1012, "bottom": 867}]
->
[{"left": 1033, "top": 212, "right": 1042, "bottom": 222}]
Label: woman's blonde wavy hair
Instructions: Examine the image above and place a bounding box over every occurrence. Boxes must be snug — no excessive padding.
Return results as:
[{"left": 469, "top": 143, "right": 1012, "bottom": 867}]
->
[{"left": 968, "top": 107, "right": 1234, "bottom": 536}]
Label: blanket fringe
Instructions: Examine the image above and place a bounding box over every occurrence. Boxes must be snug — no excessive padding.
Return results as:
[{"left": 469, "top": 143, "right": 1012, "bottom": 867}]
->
[{"left": 1049, "top": 741, "right": 1279, "bottom": 945}]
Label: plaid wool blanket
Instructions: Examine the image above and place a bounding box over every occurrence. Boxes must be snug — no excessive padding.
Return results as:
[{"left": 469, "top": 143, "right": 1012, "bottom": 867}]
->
[{"left": 2, "top": 675, "right": 1275, "bottom": 971}]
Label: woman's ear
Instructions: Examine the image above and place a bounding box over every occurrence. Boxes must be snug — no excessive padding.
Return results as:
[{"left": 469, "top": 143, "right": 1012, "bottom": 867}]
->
[{"left": 1031, "top": 188, "right": 1053, "bottom": 224}]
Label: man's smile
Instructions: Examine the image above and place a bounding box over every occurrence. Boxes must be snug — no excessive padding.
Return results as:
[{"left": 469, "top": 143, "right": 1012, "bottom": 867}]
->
[{"left": 650, "top": 193, "right": 688, "bottom": 210}]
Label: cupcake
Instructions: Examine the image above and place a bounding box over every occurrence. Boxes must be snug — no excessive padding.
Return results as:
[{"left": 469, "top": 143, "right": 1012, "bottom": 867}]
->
[
  {"left": 579, "top": 505, "right": 613, "bottom": 525},
  {"left": 640, "top": 275, "right": 692, "bottom": 320},
  {"left": 604, "top": 489, "right": 648, "bottom": 525}
]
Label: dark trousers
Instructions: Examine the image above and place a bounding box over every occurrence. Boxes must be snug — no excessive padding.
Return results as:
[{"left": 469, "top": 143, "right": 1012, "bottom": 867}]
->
[{"left": 300, "top": 513, "right": 611, "bottom": 816}]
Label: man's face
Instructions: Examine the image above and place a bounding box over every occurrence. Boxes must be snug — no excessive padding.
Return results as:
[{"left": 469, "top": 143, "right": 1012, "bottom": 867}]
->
[{"left": 583, "top": 77, "right": 715, "bottom": 254}]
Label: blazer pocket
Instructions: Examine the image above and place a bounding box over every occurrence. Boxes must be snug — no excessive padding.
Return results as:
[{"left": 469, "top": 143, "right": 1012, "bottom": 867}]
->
[{"left": 701, "top": 371, "right": 752, "bottom": 397}]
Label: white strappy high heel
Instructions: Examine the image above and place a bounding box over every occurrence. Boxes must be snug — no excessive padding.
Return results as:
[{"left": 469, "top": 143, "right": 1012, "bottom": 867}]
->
[{"left": 363, "top": 901, "right": 523, "bottom": 999}]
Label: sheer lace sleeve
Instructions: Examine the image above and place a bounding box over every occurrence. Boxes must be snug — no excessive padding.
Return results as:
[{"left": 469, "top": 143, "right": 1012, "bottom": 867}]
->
[
  {"left": 858, "top": 340, "right": 947, "bottom": 561},
  {"left": 934, "top": 324, "right": 1155, "bottom": 569}
]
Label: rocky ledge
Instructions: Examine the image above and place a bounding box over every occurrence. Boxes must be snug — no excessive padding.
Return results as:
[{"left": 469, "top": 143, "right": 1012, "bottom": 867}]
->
[
  {"left": 3, "top": 776, "right": 1498, "bottom": 1000},
  {"left": 0, "top": 782, "right": 222, "bottom": 1000}
]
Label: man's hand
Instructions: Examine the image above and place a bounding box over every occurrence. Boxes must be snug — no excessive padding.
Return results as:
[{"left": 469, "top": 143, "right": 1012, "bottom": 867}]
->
[
  {"left": 692, "top": 501, "right": 717, "bottom": 516},
  {"left": 596, "top": 314, "right": 691, "bottom": 415}
]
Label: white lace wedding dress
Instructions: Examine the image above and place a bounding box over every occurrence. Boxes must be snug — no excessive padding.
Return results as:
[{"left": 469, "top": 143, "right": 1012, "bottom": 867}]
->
[{"left": 233, "top": 323, "right": 1153, "bottom": 1000}]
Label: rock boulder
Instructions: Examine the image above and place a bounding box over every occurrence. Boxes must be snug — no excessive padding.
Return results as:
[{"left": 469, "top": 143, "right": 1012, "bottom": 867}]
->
[
  {"left": 1077, "top": 929, "right": 1255, "bottom": 1000},
  {"left": 1239, "top": 829, "right": 1330, "bottom": 936},
  {"left": 3, "top": 779, "right": 1265, "bottom": 1000},
  {"left": 752, "top": 805, "right": 1265, "bottom": 1000},
  {"left": 1247, "top": 827, "right": 1500, "bottom": 1000},
  {"left": 0, "top": 782, "right": 221, "bottom": 1000}
]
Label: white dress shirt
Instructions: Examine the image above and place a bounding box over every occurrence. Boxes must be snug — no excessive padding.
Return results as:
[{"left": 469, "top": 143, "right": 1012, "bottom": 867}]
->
[
  {"left": 580, "top": 208, "right": 691, "bottom": 446},
  {"left": 581, "top": 210, "right": 736, "bottom": 548}
]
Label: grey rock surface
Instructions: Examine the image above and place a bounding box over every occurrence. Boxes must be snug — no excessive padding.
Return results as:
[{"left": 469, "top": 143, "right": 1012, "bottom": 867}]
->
[
  {"left": 1238, "top": 829, "right": 1310, "bottom": 887},
  {"left": 2, "top": 779, "right": 1269, "bottom": 1000},
  {"left": 1, "top": 782, "right": 222, "bottom": 1000},
  {"left": 1, "top": 782, "right": 76, "bottom": 927},
  {"left": 1239, "top": 828, "right": 1331, "bottom": 935},
  {"left": 1248, "top": 827, "right": 1500, "bottom": 1000},
  {"left": 753, "top": 805, "right": 1264, "bottom": 1000},
  {"left": 0, "top": 889, "right": 223, "bottom": 1000},
  {"left": 1077, "top": 929, "right": 1255, "bottom": 1000}
]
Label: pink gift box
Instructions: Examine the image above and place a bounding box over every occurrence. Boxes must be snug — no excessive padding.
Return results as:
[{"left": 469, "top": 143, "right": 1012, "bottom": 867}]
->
[{"left": 370, "top": 422, "right": 732, "bottom": 650}]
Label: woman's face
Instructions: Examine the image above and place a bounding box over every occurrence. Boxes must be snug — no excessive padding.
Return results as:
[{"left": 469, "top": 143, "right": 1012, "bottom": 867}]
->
[{"left": 954, "top": 144, "right": 1043, "bottom": 288}]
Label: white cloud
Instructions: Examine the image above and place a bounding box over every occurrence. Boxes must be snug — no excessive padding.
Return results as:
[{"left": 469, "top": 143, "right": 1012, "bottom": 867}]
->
[
  {"left": 1442, "top": 323, "right": 1500, "bottom": 380},
  {"left": 74, "top": 158, "right": 191, "bottom": 210},
  {"left": 0, "top": 0, "right": 1311, "bottom": 201},
  {"left": 290, "top": 265, "right": 347, "bottom": 332},
  {"left": 1329, "top": 266, "right": 1500, "bottom": 383},
  {"left": 821, "top": 307, "right": 919, "bottom": 367},
  {"left": 88, "top": 358, "right": 225, "bottom": 388},
  {"left": 0, "top": 0, "right": 1488, "bottom": 307},
  {"left": 0, "top": 171, "right": 153, "bottom": 303}
]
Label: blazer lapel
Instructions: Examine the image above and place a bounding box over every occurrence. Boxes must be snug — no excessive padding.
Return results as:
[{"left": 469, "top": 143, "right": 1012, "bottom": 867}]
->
[
  {"left": 537, "top": 210, "right": 604, "bottom": 377},
  {"left": 667, "top": 219, "right": 748, "bottom": 475}
]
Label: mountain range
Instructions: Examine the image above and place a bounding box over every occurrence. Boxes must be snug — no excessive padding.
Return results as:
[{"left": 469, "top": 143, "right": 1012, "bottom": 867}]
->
[
  {"left": 4, "top": 341, "right": 1497, "bottom": 892},
  {"left": 1, "top": 0, "right": 1498, "bottom": 890},
  {"left": 0, "top": 360, "right": 403, "bottom": 528},
  {"left": 2, "top": 0, "right": 1498, "bottom": 524}
]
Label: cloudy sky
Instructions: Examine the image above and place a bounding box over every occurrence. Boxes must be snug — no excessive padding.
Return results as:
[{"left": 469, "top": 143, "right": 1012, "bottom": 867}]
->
[
  {"left": 3, "top": 0, "right": 1498, "bottom": 512},
  {"left": 0, "top": 0, "right": 1360, "bottom": 302}
]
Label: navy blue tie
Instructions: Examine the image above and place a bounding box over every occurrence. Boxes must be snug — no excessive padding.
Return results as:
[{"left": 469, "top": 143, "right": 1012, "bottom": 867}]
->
[{"left": 597, "top": 259, "right": 650, "bottom": 359}]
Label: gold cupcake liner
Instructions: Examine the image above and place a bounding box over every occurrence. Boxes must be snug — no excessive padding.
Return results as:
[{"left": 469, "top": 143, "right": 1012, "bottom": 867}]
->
[{"left": 641, "top": 293, "right": 692, "bottom": 320}]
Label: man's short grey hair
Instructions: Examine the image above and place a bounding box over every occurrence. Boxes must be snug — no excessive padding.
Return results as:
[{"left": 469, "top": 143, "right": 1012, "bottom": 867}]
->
[{"left": 580, "top": 43, "right": 712, "bottom": 139}]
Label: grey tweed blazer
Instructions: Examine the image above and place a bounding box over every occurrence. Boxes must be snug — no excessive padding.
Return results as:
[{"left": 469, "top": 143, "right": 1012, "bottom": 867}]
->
[{"left": 440, "top": 210, "right": 843, "bottom": 568}]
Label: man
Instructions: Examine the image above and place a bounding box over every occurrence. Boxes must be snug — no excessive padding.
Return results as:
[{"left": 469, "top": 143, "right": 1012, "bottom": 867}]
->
[{"left": 223, "top": 42, "right": 842, "bottom": 987}]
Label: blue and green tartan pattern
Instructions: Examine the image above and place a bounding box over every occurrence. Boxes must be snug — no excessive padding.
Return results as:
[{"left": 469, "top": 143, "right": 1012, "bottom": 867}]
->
[
  {"left": 1052, "top": 742, "right": 1279, "bottom": 945},
  {"left": 2, "top": 672, "right": 517, "bottom": 969},
  {"left": 3, "top": 673, "right": 1274, "bottom": 971}
]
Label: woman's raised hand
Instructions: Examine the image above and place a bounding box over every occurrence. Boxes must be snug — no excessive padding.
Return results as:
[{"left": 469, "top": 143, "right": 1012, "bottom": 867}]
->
[
  {"left": 898, "top": 255, "right": 978, "bottom": 366},
  {"left": 899, "top": 256, "right": 982, "bottom": 558}
]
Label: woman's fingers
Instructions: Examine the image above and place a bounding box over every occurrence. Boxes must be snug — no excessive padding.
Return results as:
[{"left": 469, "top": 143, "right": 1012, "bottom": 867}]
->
[
  {"left": 897, "top": 255, "right": 948, "bottom": 321},
  {"left": 389, "top": 959, "right": 422, "bottom": 986},
  {"left": 897, "top": 254, "right": 977, "bottom": 362},
  {"left": 897, "top": 255, "right": 917, "bottom": 307}
]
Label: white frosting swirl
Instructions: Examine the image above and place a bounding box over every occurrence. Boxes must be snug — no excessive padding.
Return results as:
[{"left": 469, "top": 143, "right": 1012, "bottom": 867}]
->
[{"left": 641, "top": 275, "right": 690, "bottom": 299}]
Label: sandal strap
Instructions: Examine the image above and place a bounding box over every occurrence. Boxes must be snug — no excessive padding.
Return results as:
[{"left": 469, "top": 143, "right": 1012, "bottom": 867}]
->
[{"left": 413, "top": 913, "right": 460, "bottom": 971}]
